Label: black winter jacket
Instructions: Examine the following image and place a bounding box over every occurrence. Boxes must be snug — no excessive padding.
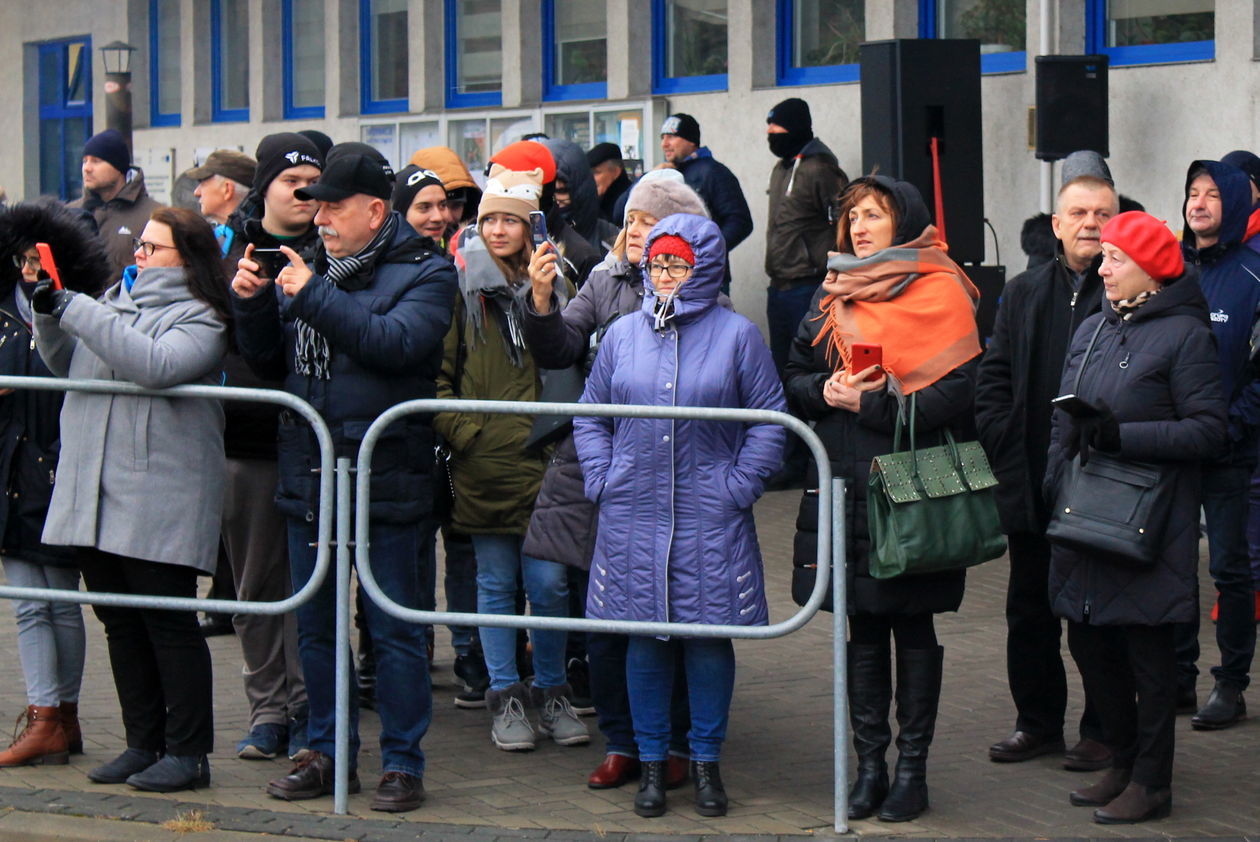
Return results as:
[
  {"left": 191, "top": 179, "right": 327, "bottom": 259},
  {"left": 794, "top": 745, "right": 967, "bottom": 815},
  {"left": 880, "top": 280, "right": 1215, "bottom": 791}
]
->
[
  {"left": 679, "top": 149, "right": 754, "bottom": 255},
  {"left": 764, "top": 138, "right": 847, "bottom": 287},
  {"left": 786, "top": 287, "right": 972, "bottom": 616},
  {"left": 1045, "top": 270, "right": 1228, "bottom": 627},
  {"left": 231, "top": 214, "right": 457, "bottom": 523},
  {"left": 976, "top": 249, "right": 1104, "bottom": 535}
]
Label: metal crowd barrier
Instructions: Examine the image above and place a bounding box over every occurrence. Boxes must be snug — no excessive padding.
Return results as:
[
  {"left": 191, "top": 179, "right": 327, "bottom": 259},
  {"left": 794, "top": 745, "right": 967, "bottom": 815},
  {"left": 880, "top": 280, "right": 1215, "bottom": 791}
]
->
[{"left": 353, "top": 399, "right": 851, "bottom": 831}]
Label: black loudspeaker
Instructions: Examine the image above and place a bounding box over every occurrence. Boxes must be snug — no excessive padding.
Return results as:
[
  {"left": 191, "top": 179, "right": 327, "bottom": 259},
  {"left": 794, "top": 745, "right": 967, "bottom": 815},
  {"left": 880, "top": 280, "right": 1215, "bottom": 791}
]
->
[
  {"left": 1035, "top": 55, "right": 1108, "bottom": 161},
  {"left": 860, "top": 39, "right": 984, "bottom": 265},
  {"left": 967, "top": 264, "right": 1005, "bottom": 346}
]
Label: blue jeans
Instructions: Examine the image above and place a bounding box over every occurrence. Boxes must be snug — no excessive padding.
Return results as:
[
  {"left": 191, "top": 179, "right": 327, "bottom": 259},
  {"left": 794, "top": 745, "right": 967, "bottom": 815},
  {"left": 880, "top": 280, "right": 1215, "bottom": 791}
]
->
[
  {"left": 289, "top": 519, "right": 432, "bottom": 777},
  {"left": 626, "top": 636, "right": 735, "bottom": 763},
  {"left": 588, "top": 631, "right": 691, "bottom": 757},
  {"left": 471, "top": 534, "right": 568, "bottom": 691},
  {"left": 766, "top": 281, "right": 822, "bottom": 377},
  {"left": 1175, "top": 466, "right": 1257, "bottom": 691}
]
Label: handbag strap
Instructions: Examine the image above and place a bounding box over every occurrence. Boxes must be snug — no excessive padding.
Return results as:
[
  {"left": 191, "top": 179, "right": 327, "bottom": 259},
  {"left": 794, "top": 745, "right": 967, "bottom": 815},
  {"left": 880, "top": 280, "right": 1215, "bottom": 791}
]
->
[
  {"left": 891, "top": 394, "right": 923, "bottom": 475},
  {"left": 1071, "top": 318, "right": 1107, "bottom": 396}
]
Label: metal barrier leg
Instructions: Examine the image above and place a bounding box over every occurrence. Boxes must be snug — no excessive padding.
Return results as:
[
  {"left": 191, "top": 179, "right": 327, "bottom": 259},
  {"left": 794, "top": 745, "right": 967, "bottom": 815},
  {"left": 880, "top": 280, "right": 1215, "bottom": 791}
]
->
[
  {"left": 833, "top": 477, "right": 849, "bottom": 834},
  {"left": 334, "top": 458, "right": 352, "bottom": 815}
]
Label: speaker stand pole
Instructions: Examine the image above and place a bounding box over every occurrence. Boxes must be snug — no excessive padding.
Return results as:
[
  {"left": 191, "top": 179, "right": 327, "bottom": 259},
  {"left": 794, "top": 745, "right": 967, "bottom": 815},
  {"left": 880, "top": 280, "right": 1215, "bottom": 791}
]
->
[{"left": 1039, "top": 0, "right": 1054, "bottom": 212}]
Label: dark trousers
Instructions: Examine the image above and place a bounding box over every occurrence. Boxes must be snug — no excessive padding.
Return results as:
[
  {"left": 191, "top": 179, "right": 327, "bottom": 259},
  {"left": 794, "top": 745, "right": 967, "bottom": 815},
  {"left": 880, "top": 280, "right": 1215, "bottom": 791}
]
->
[
  {"left": 1005, "top": 532, "right": 1103, "bottom": 741},
  {"left": 79, "top": 548, "right": 214, "bottom": 755},
  {"left": 1068, "top": 622, "right": 1176, "bottom": 788},
  {"left": 767, "top": 280, "right": 822, "bottom": 481},
  {"left": 1174, "top": 465, "right": 1256, "bottom": 691},
  {"left": 587, "top": 631, "right": 690, "bottom": 757}
]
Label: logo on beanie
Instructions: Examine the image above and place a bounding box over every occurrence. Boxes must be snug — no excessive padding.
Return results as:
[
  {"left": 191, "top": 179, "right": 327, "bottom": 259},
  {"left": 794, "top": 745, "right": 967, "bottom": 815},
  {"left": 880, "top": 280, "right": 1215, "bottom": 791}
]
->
[
  {"left": 661, "top": 117, "right": 681, "bottom": 136},
  {"left": 283, "top": 150, "right": 321, "bottom": 167},
  {"left": 407, "top": 169, "right": 440, "bottom": 186},
  {"left": 485, "top": 176, "right": 541, "bottom": 202}
]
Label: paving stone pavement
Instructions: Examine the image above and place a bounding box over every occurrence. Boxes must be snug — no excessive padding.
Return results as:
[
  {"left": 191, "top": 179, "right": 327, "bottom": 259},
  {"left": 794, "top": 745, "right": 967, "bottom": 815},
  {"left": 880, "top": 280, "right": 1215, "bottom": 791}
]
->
[{"left": 0, "top": 489, "right": 1256, "bottom": 839}]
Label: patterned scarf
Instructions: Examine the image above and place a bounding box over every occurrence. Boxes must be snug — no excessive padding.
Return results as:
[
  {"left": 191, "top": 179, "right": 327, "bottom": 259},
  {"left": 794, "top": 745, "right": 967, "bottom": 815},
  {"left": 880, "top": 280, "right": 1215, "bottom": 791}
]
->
[
  {"left": 811, "top": 225, "right": 982, "bottom": 395},
  {"left": 293, "top": 214, "right": 397, "bottom": 379},
  {"left": 1110, "top": 288, "right": 1160, "bottom": 320}
]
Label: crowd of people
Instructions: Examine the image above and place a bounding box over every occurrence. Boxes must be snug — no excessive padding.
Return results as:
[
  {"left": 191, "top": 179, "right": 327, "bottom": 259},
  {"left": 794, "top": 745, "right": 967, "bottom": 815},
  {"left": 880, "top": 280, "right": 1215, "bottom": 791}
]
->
[{"left": 0, "top": 95, "right": 1255, "bottom": 827}]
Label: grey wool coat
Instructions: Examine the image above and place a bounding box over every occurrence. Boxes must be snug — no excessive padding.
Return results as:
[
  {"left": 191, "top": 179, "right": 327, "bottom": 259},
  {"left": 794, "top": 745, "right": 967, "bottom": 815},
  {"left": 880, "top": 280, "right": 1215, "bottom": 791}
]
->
[{"left": 34, "top": 266, "right": 229, "bottom": 573}]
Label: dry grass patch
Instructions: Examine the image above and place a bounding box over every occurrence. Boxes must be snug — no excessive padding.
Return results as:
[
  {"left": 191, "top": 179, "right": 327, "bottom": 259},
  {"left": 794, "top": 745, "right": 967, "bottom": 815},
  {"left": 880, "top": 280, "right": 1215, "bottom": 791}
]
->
[{"left": 160, "top": 808, "right": 215, "bottom": 833}]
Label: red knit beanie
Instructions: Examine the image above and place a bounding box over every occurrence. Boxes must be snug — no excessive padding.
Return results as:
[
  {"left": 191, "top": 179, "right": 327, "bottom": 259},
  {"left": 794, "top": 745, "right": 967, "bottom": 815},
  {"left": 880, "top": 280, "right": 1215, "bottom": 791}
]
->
[
  {"left": 1100, "top": 211, "right": 1185, "bottom": 281},
  {"left": 489, "top": 141, "right": 557, "bottom": 184},
  {"left": 648, "top": 234, "right": 695, "bottom": 265}
]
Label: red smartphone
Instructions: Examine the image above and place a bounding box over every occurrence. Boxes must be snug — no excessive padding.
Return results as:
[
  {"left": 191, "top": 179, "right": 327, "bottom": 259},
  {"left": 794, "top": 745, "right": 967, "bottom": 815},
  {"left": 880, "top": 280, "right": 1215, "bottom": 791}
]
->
[
  {"left": 34, "top": 242, "right": 63, "bottom": 290},
  {"left": 850, "top": 342, "right": 883, "bottom": 379}
]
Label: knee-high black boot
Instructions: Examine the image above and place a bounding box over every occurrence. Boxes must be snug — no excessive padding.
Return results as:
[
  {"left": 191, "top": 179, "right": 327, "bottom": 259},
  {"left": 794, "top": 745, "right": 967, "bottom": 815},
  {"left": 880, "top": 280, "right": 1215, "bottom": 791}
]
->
[
  {"left": 879, "top": 645, "right": 943, "bottom": 822},
  {"left": 847, "top": 643, "right": 892, "bottom": 820}
]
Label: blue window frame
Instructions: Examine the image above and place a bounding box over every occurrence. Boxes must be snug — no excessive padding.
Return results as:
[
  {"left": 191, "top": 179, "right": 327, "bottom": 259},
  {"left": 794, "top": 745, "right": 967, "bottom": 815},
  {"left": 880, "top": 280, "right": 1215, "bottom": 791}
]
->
[
  {"left": 149, "top": 0, "right": 180, "bottom": 126},
  {"left": 37, "top": 37, "right": 93, "bottom": 200},
  {"left": 776, "top": 0, "right": 862, "bottom": 86},
  {"left": 919, "top": 0, "right": 1027, "bottom": 74},
  {"left": 652, "top": 0, "right": 729, "bottom": 95},
  {"left": 543, "top": 0, "right": 608, "bottom": 101},
  {"left": 445, "top": 0, "right": 502, "bottom": 109},
  {"left": 362, "top": 0, "right": 410, "bottom": 114},
  {"left": 1084, "top": 0, "right": 1214, "bottom": 66},
  {"left": 283, "top": 0, "right": 326, "bottom": 118},
  {"left": 211, "top": 0, "right": 250, "bottom": 121}
]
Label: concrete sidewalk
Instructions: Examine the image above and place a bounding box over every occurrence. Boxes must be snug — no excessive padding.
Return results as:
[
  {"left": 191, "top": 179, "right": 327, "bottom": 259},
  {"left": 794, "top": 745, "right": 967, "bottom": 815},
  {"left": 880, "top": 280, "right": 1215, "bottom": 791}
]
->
[{"left": 0, "top": 489, "right": 1255, "bottom": 839}]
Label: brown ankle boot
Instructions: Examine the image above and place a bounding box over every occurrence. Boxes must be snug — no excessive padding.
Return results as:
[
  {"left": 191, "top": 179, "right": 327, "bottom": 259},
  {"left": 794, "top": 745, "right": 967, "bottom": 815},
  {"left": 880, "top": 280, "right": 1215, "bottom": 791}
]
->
[
  {"left": 59, "top": 702, "right": 82, "bottom": 754},
  {"left": 1070, "top": 767, "right": 1131, "bottom": 806},
  {"left": 0, "top": 705, "right": 69, "bottom": 767},
  {"left": 1093, "top": 781, "right": 1172, "bottom": 824}
]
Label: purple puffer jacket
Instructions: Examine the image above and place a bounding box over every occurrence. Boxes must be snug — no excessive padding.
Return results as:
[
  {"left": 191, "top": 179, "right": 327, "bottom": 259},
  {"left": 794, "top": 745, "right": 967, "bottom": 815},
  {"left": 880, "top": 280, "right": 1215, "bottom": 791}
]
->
[{"left": 574, "top": 214, "right": 786, "bottom": 627}]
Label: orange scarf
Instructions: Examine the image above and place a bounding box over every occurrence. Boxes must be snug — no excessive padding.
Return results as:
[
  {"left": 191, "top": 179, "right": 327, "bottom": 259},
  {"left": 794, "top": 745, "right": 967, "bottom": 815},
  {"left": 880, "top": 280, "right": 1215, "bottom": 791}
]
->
[{"left": 812, "top": 225, "right": 982, "bottom": 394}]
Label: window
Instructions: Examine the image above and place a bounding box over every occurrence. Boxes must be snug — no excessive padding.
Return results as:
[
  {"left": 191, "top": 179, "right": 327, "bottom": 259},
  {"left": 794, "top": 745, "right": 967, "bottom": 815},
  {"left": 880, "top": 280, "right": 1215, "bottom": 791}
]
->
[
  {"left": 211, "top": 0, "right": 249, "bottom": 121},
  {"left": 920, "top": 0, "right": 1026, "bottom": 74},
  {"left": 777, "top": 0, "right": 863, "bottom": 85},
  {"left": 284, "top": 0, "right": 325, "bottom": 118},
  {"left": 150, "top": 0, "right": 180, "bottom": 126},
  {"left": 543, "top": 0, "right": 607, "bottom": 101},
  {"left": 37, "top": 37, "right": 92, "bottom": 200},
  {"left": 652, "top": 0, "right": 728, "bottom": 94},
  {"left": 445, "top": 0, "right": 503, "bottom": 108},
  {"left": 1085, "top": 0, "right": 1214, "bottom": 65},
  {"left": 362, "top": 0, "right": 409, "bottom": 114}
]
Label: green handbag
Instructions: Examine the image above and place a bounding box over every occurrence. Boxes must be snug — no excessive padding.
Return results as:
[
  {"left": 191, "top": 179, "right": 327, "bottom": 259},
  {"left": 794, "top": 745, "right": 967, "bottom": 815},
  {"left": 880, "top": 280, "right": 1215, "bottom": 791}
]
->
[{"left": 867, "top": 394, "right": 1007, "bottom": 579}]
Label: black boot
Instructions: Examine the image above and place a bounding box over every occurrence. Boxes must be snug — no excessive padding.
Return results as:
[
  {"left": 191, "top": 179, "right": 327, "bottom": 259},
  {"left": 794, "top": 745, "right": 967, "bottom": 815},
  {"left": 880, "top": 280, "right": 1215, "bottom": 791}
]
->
[
  {"left": 847, "top": 643, "right": 892, "bottom": 820},
  {"left": 357, "top": 629, "right": 377, "bottom": 711},
  {"left": 878, "top": 645, "right": 943, "bottom": 823},
  {"left": 634, "top": 760, "right": 667, "bottom": 817},
  {"left": 692, "top": 760, "right": 728, "bottom": 817}
]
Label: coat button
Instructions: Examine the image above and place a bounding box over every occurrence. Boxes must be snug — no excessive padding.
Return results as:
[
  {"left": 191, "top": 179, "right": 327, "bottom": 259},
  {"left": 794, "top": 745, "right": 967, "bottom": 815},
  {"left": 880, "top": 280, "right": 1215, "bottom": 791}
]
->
[
  {"left": 665, "top": 382, "right": 673, "bottom": 389},
  {"left": 663, "top": 435, "right": 670, "bottom": 442}
]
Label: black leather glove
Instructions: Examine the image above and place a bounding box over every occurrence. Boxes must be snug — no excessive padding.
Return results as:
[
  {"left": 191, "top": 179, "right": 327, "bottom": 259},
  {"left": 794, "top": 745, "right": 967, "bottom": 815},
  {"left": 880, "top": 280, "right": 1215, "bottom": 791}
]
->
[
  {"left": 1063, "top": 399, "right": 1121, "bottom": 466},
  {"left": 30, "top": 280, "right": 76, "bottom": 318}
]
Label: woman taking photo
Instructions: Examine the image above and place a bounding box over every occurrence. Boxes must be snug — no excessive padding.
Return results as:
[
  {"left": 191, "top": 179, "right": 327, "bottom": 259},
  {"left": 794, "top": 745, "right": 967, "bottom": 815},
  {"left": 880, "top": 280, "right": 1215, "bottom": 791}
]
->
[
  {"left": 574, "top": 213, "right": 785, "bottom": 818},
  {"left": 33, "top": 206, "right": 231, "bottom": 792},
  {"left": 1045, "top": 212, "right": 1226, "bottom": 824},
  {"left": 435, "top": 163, "right": 588, "bottom": 752},
  {"left": 0, "top": 200, "right": 112, "bottom": 767},
  {"left": 522, "top": 174, "right": 710, "bottom": 790},
  {"left": 786, "top": 176, "right": 982, "bottom": 823}
]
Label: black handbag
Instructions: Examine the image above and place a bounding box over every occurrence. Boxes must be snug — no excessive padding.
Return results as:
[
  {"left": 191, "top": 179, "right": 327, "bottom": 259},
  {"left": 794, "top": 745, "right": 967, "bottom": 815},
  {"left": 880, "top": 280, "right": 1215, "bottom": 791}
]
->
[{"left": 1045, "top": 320, "right": 1175, "bottom": 567}]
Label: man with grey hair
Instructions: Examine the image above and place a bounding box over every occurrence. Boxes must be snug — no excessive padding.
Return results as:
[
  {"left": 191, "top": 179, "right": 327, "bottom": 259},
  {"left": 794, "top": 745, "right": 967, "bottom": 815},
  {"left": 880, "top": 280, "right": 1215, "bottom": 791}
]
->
[
  {"left": 190, "top": 149, "right": 257, "bottom": 226},
  {"left": 976, "top": 161, "right": 1119, "bottom": 771}
]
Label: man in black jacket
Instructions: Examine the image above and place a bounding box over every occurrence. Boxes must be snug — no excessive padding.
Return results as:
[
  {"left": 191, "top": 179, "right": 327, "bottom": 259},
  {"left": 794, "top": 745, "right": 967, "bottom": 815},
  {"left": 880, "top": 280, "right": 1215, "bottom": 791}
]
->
[
  {"left": 232, "top": 147, "right": 457, "bottom": 813},
  {"left": 976, "top": 173, "right": 1118, "bottom": 769}
]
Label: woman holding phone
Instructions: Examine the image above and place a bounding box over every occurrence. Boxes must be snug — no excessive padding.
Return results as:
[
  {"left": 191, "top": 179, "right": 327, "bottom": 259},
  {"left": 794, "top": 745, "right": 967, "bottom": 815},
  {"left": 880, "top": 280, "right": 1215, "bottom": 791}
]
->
[
  {"left": 32, "top": 206, "right": 232, "bottom": 792},
  {"left": 786, "top": 176, "right": 982, "bottom": 822}
]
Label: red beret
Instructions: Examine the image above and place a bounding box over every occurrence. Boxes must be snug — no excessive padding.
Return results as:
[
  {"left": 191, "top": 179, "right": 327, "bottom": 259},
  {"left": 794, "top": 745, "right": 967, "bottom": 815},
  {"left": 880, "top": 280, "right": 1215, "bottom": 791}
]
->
[
  {"left": 1100, "top": 211, "right": 1184, "bottom": 282},
  {"left": 489, "top": 141, "right": 556, "bottom": 184},
  {"left": 648, "top": 233, "right": 695, "bottom": 266}
]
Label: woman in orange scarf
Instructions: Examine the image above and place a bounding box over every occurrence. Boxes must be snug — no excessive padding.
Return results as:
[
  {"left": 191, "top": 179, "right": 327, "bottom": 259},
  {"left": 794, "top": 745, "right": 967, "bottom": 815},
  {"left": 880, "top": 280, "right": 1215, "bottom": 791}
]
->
[{"left": 785, "top": 176, "right": 981, "bottom": 823}]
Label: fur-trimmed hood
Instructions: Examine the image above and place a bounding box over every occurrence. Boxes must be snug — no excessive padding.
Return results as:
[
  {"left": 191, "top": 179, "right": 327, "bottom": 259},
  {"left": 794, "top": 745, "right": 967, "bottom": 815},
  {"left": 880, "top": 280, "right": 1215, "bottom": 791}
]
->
[{"left": 0, "top": 199, "right": 113, "bottom": 297}]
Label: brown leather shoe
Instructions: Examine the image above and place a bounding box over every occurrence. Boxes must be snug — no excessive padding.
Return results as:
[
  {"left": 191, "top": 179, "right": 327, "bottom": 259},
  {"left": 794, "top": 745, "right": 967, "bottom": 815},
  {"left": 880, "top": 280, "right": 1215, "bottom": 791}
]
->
[
  {"left": 0, "top": 705, "right": 69, "bottom": 767},
  {"left": 988, "top": 730, "right": 1065, "bottom": 762},
  {"left": 371, "top": 771, "right": 424, "bottom": 812},
  {"left": 1069, "top": 767, "right": 1131, "bottom": 806},
  {"left": 1063, "top": 737, "right": 1112, "bottom": 772},
  {"left": 1093, "top": 781, "right": 1172, "bottom": 824},
  {"left": 266, "top": 751, "right": 360, "bottom": 801},
  {"left": 58, "top": 702, "right": 83, "bottom": 755},
  {"left": 666, "top": 754, "right": 690, "bottom": 789},
  {"left": 588, "top": 753, "right": 640, "bottom": 789}
]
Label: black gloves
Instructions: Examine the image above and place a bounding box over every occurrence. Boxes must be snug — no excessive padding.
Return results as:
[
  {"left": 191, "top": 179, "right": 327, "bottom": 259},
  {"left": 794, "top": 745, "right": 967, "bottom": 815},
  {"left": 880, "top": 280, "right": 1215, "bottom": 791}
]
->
[
  {"left": 31, "top": 280, "right": 77, "bottom": 319},
  {"left": 1062, "top": 398, "right": 1121, "bottom": 466}
]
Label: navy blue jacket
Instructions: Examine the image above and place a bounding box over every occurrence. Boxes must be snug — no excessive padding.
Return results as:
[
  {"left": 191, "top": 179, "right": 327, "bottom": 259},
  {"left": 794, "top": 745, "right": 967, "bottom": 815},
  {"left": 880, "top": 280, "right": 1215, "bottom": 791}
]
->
[
  {"left": 1181, "top": 159, "right": 1260, "bottom": 466},
  {"left": 678, "top": 147, "right": 754, "bottom": 255},
  {"left": 232, "top": 213, "right": 457, "bottom": 523}
]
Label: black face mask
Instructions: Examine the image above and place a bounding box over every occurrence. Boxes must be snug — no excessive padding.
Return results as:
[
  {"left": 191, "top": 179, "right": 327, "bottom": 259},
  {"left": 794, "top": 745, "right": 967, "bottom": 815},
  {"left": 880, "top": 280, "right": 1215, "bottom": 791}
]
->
[{"left": 768, "top": 132, "right": 809, "bottom": 160}]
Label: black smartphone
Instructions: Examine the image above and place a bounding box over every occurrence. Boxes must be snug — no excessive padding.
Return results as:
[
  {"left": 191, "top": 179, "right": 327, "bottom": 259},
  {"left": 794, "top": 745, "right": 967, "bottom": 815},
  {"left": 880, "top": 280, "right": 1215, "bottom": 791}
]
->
[
  {"left": 251, "top": 247, "right": 290, "bottom": 278},
  {"left": 1052, "top": 394, "right": 1101, "bottom": 418},
  {"left": 529, "top": 210, "right": 550, "bottom": 249}
]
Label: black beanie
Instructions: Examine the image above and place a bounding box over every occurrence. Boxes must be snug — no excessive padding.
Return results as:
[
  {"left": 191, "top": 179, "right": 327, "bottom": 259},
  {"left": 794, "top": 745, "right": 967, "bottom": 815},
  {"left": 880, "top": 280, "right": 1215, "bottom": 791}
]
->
[
  {"left": 660, "top": 114, "right": 701, "bottom": 146},
  {"left": 298, "top": 129, "right": 334, "bottom": 159},
  {"left": 82, "top": 129, "right": 131, "bottom": 176},
  {"left": 392, "top": 165, "right": 445, "bottom": 214},
  {"left": 767, "top": 98, "right": 812, "bottom": 137},
  {"left": 252, "top": 133, "right": 324, "bottom": 199},
  {"left": 1223, "top": 149, "right": 1260, "bottom": 190},
  {"left": 586, "top": 142, "right": 622, "bottom": 168}
]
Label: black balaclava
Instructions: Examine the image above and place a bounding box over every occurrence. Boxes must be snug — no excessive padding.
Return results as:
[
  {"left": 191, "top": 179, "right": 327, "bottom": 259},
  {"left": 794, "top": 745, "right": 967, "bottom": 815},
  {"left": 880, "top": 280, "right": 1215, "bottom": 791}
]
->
[{"left": 767, "top": 98, "right": 813, "bottom": 160}]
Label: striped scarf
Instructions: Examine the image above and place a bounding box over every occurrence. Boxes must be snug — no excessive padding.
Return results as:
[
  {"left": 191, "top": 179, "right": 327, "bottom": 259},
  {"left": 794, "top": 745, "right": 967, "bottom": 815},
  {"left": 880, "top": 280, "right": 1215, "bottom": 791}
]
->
[{"left": 294, "top": 214, "right": 397, "bottom": 379}]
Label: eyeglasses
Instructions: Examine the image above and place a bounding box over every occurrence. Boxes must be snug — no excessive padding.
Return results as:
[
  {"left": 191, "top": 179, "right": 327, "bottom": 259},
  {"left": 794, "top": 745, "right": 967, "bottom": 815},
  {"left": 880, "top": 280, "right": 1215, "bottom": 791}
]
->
[
  {"left": 648, "top": 262, "right": 692, "bottom": 279},
  {"left": 11, "top": 254, "right": 40, "bottom": 270},
  {"left": 133, "top": 237, "right": 178, "bottom": 257}
]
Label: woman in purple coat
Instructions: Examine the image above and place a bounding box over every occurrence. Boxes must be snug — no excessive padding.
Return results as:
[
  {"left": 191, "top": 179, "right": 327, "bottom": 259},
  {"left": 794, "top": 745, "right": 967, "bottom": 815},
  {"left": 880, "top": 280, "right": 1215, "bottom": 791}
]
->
[{"left": 574, "top": 214, "right": 786, "bottom": 818}]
